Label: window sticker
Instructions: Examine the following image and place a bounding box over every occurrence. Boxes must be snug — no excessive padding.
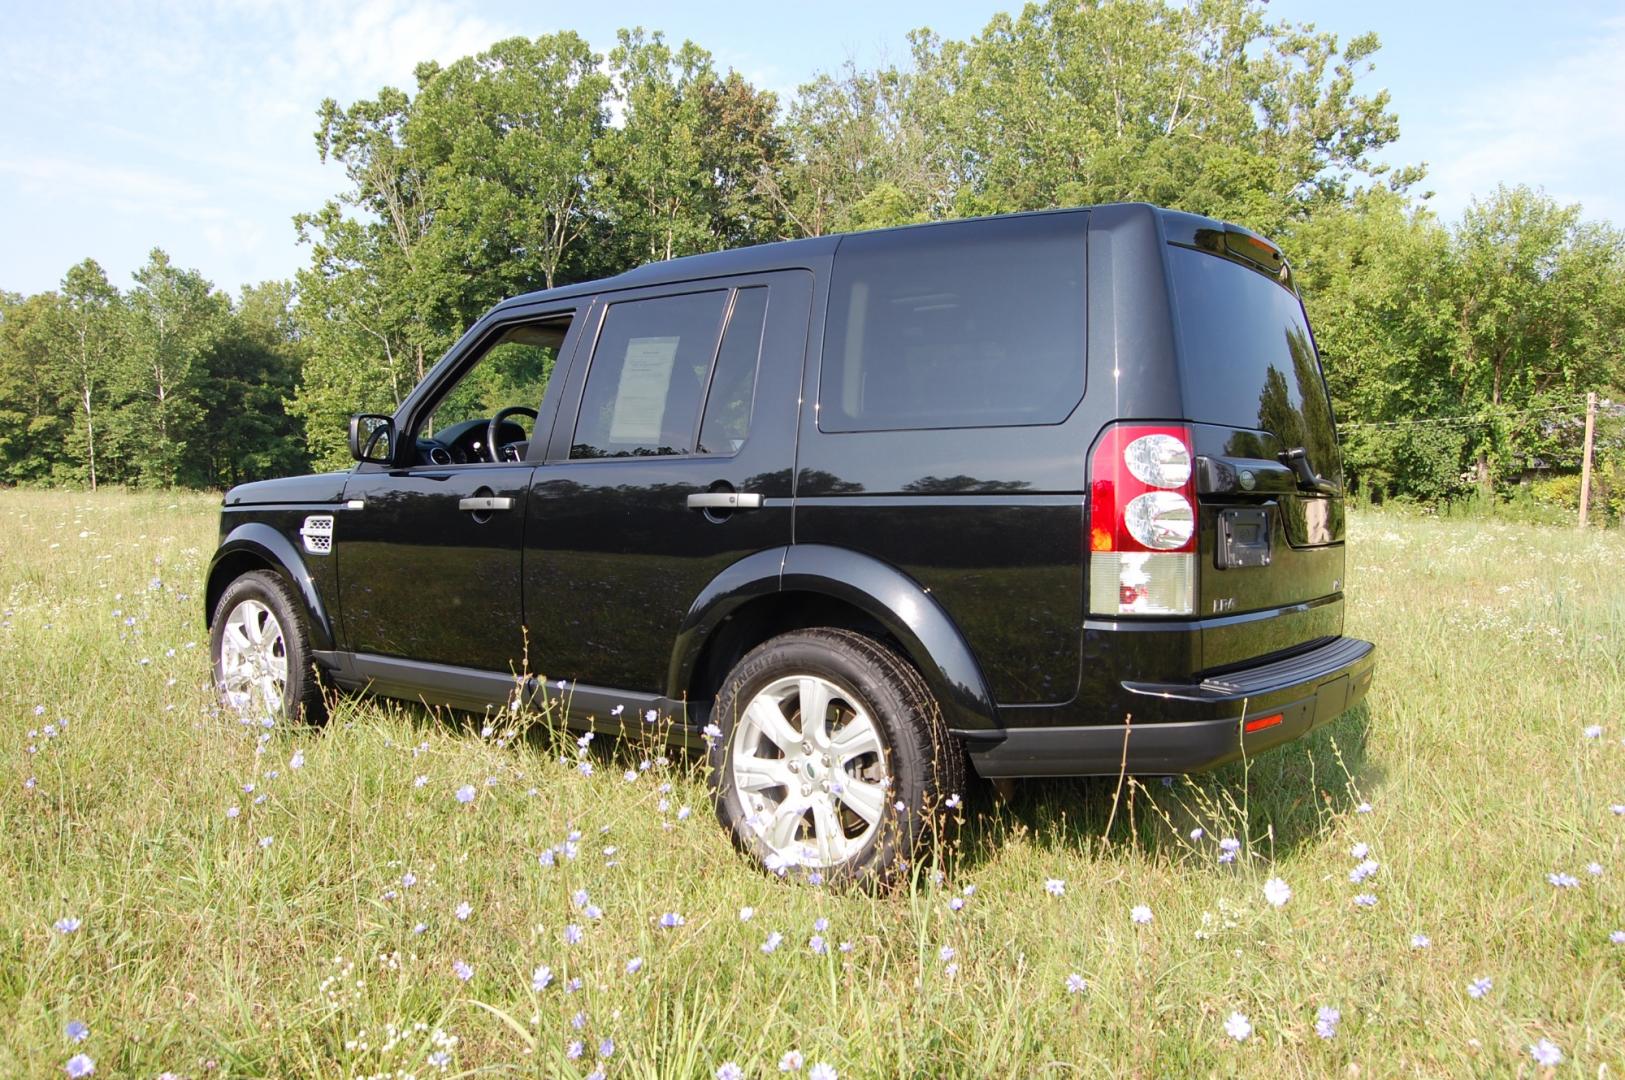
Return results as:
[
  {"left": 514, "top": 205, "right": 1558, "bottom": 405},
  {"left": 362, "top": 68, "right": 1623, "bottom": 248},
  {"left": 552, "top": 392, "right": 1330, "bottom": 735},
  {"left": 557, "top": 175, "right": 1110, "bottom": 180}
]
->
[{"left": 608, "top": 336, "right": 680, "bottom": 443}]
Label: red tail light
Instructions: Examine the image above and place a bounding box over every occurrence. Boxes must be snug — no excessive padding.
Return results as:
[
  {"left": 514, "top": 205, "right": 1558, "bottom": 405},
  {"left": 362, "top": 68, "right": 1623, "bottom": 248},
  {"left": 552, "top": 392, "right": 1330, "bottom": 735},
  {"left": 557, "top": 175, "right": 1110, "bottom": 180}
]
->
[{"left": 1089, "top": 424, "right": 1197, "bottom": 616}]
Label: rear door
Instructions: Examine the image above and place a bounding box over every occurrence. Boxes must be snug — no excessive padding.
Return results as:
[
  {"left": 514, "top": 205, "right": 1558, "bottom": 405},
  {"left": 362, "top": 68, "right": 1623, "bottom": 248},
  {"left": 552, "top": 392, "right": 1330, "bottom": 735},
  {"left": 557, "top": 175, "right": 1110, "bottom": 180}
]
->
[
  {"left": 523, "top": 271, "right": 812, "bottom": 696},
  {"left": 1164, "top": 234, "right": 1346, "bottom": 668}
]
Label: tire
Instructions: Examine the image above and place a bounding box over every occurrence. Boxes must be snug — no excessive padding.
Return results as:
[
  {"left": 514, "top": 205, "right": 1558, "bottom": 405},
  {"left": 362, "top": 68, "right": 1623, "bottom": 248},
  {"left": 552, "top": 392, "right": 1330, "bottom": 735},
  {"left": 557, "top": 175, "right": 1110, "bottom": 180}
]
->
[
  {"left": 209, "top": 570, "right": 325, "bottom": 726},
  {"left": 708, "top": 628, "right": 964, "bottom": 887}
]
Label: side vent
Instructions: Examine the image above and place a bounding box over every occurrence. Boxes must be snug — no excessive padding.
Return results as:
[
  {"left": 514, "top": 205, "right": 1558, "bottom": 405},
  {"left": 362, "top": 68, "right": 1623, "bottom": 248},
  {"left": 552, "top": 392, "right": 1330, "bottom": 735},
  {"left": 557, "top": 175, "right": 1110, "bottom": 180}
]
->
[{"left": 300, "top": 515, "right": 335, "bottom": 556}]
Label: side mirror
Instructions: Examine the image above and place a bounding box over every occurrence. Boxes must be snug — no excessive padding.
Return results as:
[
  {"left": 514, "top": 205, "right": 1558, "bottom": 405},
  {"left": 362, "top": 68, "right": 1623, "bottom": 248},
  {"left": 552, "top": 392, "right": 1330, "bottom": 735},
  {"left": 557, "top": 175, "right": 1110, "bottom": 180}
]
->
[{"left": 348, "top": 413, "right": 396, "bottom": 464}]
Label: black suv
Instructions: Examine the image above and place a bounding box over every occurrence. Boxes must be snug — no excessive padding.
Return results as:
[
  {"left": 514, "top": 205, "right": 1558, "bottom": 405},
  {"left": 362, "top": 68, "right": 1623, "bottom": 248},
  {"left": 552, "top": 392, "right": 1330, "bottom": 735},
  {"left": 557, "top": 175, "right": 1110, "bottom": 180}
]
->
[{"left": 208, "top": 204, "right": 1375, "bottom": 882}]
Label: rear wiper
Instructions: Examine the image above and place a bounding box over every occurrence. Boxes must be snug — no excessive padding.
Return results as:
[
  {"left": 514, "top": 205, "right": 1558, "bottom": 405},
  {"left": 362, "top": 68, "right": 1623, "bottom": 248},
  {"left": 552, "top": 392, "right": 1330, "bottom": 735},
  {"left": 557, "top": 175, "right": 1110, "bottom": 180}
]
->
[{"left": 1278, "top": 447, "right": 1340, "bottom": 496}]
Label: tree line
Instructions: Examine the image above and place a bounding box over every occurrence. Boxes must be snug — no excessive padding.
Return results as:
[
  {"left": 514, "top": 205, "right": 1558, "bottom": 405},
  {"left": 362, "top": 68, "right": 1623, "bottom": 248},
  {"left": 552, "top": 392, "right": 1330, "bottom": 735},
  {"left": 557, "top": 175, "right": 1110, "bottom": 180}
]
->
[{"left": 3, "top": 0, "right": 1623, "bottom": 509}]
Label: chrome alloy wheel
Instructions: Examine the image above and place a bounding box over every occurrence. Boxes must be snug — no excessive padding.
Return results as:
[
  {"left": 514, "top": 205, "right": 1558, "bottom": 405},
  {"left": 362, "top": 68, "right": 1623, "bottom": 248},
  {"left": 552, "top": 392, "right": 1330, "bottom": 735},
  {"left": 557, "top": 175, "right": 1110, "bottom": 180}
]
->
[
  {"left": 729, "top": 674, "right": 891, "bottom": 868},
  {"left": 217, "top": 598, "right": 289, "bottom": 718}
]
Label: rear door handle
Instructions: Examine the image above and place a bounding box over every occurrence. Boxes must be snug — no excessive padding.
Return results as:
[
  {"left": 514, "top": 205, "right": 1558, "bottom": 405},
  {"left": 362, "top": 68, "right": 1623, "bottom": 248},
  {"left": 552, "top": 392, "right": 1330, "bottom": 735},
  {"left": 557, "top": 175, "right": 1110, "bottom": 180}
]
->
[
  {"left": 686, "top": 492, "right": 763, "bottom": 510},
  {"left": 459, "top": 496, "right": 514, "bottom": 512}
]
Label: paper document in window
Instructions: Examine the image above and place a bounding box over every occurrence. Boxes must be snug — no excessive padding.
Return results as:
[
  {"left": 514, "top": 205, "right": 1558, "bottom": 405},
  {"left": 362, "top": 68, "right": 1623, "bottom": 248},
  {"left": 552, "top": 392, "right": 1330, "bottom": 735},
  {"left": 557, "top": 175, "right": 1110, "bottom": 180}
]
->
[{"left": 609, "top": 336, "right": 680, "bottom": 443}]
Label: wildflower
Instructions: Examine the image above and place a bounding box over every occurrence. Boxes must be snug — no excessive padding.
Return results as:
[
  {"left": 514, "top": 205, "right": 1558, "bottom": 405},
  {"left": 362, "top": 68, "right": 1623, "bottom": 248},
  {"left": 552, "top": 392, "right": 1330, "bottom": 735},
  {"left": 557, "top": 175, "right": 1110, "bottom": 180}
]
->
[
  {"left": 225, "top": 806, "right": 239, "bottom": 819},
  {"left": 702, "top": 723, "right": 723, "bottom": 740},
  {"left": 428, "top": 1051, "right": 450, "bottom": 1068},
  {"left": 1130, "top": 904, "right": 1153, "bottom": 924},
  {"left": 761, "top": 931, "right": 783, "bottom": 953},
  {"left": 1349, "top": 859, "right": 1380, "bottom": 883},
  {"left": 1065, "top": 973, "right": 1087, "bottom": 994},
  {"left": 1609, "top": 930, "right": 1625, "bottom": 944},
  {"left": 1529, "top": 1039, "right": 1563, "bottom": 1066},
  {"left": 945, "top": 792, "right": 962, "bottom": 809},
  {"left": 611, "top": 705, "right": 624, "bottom": 716},
  {"left": 290, "top": 749, "right": 305, "bottom": 770},
  {"left": 1586, "top": 862, "right": 1603, "bottom": 877},
  {"left": 414, "top": 775, "right": 428, "bottom": 788},
  {"left": 1467, "top": 976, "right": 1492, "bottom": 999},
  {"left": 938, "top": 945, "right": 955, "bottom": 963},
  {"left": 532, "top": 965, "right": 553, "bottom": 991},
  {"left": 584, "top": 904, "right": 603, "bottom": 920},
  {"left": 1547, "top": 872, "right": 1580, "bottom": 889},
  {"left": 401, "top": 872, "right": 417, "bottom": 888},
  {"left": 809, "top": 934, "right": 828, "bottom": 955},
  {"left": 455, "top": 785, "right": 476, "bottom": 804},
  {"left": 1355, "top": 802, "right": 1371, "bottom": 813},
  {"left": 1262, "top": 877, "right": 1291, "bottom": 908},
  {"left": 1352, "top": 894, "right": 1377, "bottom": 907},
  {"left": 624, "top": 770, "right": 638, "bottom": 782},
  {"left": 1349, "top": 842, "right": 1369, "bottom": 859},
  {"left": 1218, "top": 837, "right": 1241, "bottom": 864},
  {"left": 565, "top": 976, "right": 583, "bottom": 992},
  {"left": 948, "top": 897, "right": 965, "bottom": 912},
  {"left": 259, "top": 836, "right": 274, "bottom": 849},
  {"left": 54, "top": 916, "right": 81, "bottom": 934},
  {"left": 413, "top": 923, "right": 428, "bottom": 934},
  {"left": 1045, "top": 879, "right": 1066, "bottom": 896},
  {"left": 626, "top": 956, "right": 644, "bottom": 974},
  {"left": 1582, "top": 724, "right": 1603, "bottom": 739},
  {"left": 780, "top": 1048, "right": 805, "bottom": 1071},
  {"left": 567, "top": 1040, "right": 584, "bottom": 1060},
  {"left": 808, "top": 1064, "right": 837, "bottom": 1080},
  {"left": 660, "top": 912, "right": 686, "bottom": 929},
  {"left": 578, "top": 761, "right": 593, "bottom": 777},
  {"left": 1314, "top": 1006, "right": 1340, "bottom": 1040},
  {"left": 64, "top": 1020, "right": 89, "bottom": 1043},
  {"left": 1189, "top": 827, "right": 1204, "bottom": 841},
  {"left": 739, "top": 906, "right": 755, "bottom": 922},
  {"left": 678, "top": 805, "right": 692, "bottom": 821},
  {"left": 1223, "top": 1012, "right": 1252, "bottom": 1041},
  {"left": 1411, "top": 933, "right": 1431, "bottom": 949},
  {"left": 1612, "top": 805, "right": 1625, "bottom": 816},
  {"left": 455, "top": 902, "right": 472, "bottom": 921},
  {"left": 839, "top": 941, "right": 853, "bottom": 953},
  {"left": 599, "top": 1037, "right": 615, "bottom": 1058},
  {"left": 452, "top": 959, "right": 473, "bottom": 981},
  {"left": 944, "top": 962, "right": 959, "bottom": 977},
  {"left": 65, "top": 1055, "right": 95, "bottom": 1078},
  {"left": 644, "top": 709, "right": 658, "bottom": 723},
  {"left": 717, "top": 1065, "right": 745, "bottom": 1080},
  {"left": 564, "top": 924, "right": 584, "bottom": 944}
]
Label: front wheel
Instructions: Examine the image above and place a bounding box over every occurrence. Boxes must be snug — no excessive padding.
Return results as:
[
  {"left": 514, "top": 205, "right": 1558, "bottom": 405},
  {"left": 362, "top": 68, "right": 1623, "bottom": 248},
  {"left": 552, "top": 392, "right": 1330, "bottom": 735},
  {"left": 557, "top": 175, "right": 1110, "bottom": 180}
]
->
[
  {"left": 210, "top": 570, "right": 324, "bottom": 726},
  {"left": 709, "top": 628, "right": 963, "bottom": 886}
]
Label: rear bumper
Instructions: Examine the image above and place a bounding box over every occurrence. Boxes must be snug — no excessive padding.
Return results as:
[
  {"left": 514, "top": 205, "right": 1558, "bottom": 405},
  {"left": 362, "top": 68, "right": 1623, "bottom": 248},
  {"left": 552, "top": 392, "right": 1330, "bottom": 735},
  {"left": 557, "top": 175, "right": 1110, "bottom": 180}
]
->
[{"left": 965, "top": 636, "right": 1375, "bottom": 779}]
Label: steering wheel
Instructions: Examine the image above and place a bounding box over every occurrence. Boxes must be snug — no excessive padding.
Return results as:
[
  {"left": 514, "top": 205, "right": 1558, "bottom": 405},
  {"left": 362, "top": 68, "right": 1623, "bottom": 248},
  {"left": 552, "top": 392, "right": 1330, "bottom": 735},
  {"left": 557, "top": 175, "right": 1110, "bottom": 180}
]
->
[{"left": 486, "top": 406, "right": 538, "bottom": 462}]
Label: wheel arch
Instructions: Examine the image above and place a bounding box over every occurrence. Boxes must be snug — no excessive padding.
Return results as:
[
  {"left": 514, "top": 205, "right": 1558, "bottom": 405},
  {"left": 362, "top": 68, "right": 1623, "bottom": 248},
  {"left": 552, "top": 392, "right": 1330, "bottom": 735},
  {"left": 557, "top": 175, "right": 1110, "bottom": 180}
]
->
[
  {"left": 205, "top": 523, "right": 336, "bottom": 651},
  {"left": 670, "top": 544, "right": 1000, "bottom": 733}
]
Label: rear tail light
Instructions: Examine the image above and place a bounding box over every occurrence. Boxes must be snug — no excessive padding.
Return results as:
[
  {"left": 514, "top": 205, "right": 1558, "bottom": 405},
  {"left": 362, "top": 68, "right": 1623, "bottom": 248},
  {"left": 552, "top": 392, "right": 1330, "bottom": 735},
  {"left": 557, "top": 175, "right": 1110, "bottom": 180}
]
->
[{"left": 1089, "top": 424, "right": 1197, "bottom": 616}]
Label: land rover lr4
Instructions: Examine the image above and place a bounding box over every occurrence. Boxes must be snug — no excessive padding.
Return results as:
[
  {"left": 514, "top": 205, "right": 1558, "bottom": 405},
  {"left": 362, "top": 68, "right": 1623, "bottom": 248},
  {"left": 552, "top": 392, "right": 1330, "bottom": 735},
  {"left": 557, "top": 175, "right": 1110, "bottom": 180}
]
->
[{"left": 207, "top": 204, "right": 1375, "bottom": 883}]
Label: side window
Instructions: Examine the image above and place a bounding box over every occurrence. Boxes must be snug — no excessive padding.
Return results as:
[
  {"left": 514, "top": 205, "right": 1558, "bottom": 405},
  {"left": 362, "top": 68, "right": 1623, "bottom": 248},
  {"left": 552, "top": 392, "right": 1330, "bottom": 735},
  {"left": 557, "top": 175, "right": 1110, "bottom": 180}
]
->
[
  {"left": 422, "top": 316, "right": 570, "bottom": 462},
  {"left": 573, "top": 288, "right": 771, "bottom": 459},
  {"left": 698, "top": 287, "right": 768, "bottom": 455},
  {"left": 818, "top": 214, "right": 1087, "bottom": 432}
]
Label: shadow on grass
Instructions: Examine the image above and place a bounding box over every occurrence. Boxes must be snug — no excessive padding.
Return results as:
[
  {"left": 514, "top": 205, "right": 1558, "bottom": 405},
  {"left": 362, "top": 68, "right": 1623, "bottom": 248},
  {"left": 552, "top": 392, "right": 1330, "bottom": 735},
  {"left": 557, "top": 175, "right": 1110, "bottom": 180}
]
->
[{"left": 943, "top": 703, "right": 1384, "bottom": 873}]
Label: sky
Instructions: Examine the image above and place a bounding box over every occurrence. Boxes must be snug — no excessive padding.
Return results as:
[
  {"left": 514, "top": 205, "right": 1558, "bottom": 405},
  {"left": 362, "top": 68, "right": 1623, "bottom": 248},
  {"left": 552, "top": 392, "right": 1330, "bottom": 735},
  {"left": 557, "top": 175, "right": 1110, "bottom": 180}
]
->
[{"left": 2, "top": 0, "right": 1622, "bottom": 298}]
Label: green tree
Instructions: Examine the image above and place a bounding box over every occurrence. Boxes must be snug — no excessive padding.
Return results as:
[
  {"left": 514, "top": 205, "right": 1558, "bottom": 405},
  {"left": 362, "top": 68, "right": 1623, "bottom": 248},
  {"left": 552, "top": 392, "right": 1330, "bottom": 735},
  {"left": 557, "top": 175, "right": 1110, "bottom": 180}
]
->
[
  {"left": 43, "top": 261, "right": 124, "bottom": 489},
  {"left": 0, "top": 291, "right": 72, "bottom": 483}
]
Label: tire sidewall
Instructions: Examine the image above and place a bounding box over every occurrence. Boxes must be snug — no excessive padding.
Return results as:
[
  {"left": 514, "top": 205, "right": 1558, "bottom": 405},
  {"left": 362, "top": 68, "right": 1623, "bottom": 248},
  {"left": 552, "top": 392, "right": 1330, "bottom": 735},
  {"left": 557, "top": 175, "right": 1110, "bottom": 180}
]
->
[
  {"left": 708, "top": 632, "right": 935, "bottom": 886},
  {"left": 210, "top": 570, "right": 318, "bottom": 725}
]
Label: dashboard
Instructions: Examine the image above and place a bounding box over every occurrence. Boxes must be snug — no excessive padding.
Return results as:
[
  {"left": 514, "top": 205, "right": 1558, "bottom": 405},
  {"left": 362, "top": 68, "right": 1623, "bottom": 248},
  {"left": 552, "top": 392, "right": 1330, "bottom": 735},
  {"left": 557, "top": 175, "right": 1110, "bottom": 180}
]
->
[{"left": 415, "top": 418, "right": 530, "bottom": 465}]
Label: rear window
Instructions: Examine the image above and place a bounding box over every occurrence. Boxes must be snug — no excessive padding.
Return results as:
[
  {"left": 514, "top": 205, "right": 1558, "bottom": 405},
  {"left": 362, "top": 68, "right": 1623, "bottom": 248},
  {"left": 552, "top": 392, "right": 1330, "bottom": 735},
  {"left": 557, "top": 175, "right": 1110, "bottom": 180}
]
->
[
  {"left": 819, "top": 214, "right": 1086, "bottom": 432},
  {"left": 1168, "top": 246, "right": 1341, "bottom": 476}
]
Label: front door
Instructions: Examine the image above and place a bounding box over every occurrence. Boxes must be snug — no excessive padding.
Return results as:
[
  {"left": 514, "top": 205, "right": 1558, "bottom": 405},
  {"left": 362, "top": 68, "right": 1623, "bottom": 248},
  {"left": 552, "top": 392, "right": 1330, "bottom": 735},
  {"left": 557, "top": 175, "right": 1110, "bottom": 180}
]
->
[
  {"left": 337, "top": 307, "right": 581, "bottom": 674},
  {"left": 525, "top": 271, "right": 814, "bottom": 699}
]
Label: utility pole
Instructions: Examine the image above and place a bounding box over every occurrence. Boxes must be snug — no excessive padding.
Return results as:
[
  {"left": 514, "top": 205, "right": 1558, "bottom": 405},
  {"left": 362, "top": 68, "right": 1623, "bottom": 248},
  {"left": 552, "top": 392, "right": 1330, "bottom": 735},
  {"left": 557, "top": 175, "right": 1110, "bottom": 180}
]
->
[{"left": 1578, "top": 391, "right": 1596, "bottom": 528}]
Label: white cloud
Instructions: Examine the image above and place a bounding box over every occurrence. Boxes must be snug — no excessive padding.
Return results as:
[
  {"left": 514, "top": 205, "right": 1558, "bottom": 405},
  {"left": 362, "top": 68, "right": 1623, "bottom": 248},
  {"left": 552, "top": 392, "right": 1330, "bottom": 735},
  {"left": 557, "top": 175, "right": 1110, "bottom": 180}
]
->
[{"left": 1426, "top": 16, "right": 1625, "bottom": 226}]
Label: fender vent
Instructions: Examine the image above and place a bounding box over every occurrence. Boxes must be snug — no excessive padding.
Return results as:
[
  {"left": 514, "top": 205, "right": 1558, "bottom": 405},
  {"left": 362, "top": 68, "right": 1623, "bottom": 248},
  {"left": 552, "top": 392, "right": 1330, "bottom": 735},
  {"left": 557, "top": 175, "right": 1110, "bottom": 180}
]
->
[{"left": 300, "top": 515, "right": 334, "bottom": 555}]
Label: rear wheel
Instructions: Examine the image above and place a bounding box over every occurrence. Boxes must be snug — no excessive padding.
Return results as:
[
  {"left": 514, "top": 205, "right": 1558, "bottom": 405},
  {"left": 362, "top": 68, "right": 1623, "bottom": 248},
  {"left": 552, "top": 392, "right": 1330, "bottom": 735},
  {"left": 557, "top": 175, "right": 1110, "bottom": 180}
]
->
[
  {"left": 210, "top": 570, "right": 324, "bottom": 726},
  {"left": 709, "top": 628, "right": 963, "bottom": 886}
]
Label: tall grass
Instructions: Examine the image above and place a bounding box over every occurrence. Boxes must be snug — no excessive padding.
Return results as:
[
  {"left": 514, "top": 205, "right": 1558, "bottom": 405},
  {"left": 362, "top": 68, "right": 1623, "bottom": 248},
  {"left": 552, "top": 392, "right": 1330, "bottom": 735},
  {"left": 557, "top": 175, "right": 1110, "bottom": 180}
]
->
[{"left": 1, "top": 489, "right": 1621, "bottom": 1077}]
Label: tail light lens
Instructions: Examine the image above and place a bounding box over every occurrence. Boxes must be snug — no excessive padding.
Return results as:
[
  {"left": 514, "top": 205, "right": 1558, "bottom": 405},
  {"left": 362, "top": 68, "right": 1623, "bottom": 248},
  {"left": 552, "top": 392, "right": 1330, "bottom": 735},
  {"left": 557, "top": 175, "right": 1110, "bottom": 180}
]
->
[{"left": 1089, "top": 424, "right": 1197, "bottom": 616}]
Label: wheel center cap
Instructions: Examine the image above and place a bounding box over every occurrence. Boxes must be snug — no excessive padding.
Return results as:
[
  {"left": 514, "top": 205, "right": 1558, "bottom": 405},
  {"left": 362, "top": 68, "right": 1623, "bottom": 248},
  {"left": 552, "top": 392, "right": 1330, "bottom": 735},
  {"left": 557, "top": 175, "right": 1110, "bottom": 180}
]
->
[{"left": 803, "top": 760, "right": 818, "bottom": 780}]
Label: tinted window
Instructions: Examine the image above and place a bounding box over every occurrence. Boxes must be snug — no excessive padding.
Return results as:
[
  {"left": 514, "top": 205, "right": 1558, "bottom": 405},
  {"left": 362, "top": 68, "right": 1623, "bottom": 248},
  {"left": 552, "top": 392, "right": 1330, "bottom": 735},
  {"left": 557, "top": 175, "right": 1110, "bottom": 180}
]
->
[
  {"left": 819, "top": 214, "right": 1086, "bottom": 432},
  {"left": 423, "top": 317, "right": 570, "bottom": 459},
  {"left": 1168, "top": 246, "right": 1341, "bottom": 480},
  {"left": 572, "top": 291, "right": 728, "bottom": 458},
  {"left": 698, "top": 287, "right": 768, "bottom": 455}
]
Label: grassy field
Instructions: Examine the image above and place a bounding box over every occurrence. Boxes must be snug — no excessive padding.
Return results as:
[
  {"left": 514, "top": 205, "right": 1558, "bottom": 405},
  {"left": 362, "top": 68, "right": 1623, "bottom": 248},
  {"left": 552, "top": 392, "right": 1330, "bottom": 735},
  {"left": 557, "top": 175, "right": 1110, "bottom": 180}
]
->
[{"left": 1, "top": 489, "right": 1622, "bottom": 1078}]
